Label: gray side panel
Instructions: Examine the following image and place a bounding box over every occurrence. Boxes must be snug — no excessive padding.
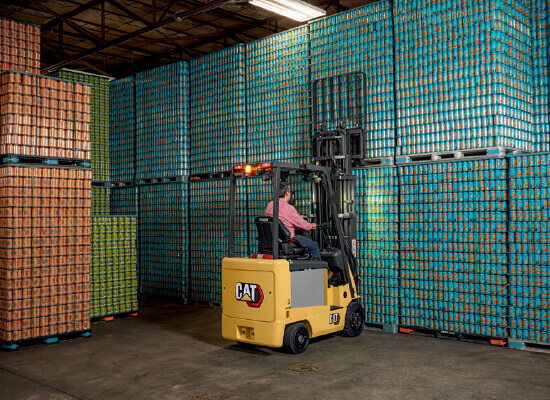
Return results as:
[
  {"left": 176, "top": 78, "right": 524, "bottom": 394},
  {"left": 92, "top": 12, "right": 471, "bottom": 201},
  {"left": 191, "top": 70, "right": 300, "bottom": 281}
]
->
[{"left": 291, "top": 269, "right": 325, "bottom": 308}]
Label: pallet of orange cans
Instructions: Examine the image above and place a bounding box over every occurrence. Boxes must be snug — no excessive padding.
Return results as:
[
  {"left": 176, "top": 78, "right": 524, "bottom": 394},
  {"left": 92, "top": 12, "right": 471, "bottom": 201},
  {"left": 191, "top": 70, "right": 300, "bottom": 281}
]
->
[
  {"left": 0, "top": 71, "right": 91, "bottom": 161},
  {"left": 0, "top": 17, "right": 40, "bottom": 75},
  {"left": 354, "top": 166, "right": 399, "bottom": 325},
  {"left": 398, "top": 157, "right": 509, "bottom": 337},
  {"left": 0, "top": 163, "right": 92, "bottom": 350},
  {"left": 309, "top": 1, "right": 395, "bottom": 159},
  {"left": 395, "top": 0, "right": 533, "bottom": 155},
  {"left": 509, "top": 153, "right": 550, "bottom": 343}
]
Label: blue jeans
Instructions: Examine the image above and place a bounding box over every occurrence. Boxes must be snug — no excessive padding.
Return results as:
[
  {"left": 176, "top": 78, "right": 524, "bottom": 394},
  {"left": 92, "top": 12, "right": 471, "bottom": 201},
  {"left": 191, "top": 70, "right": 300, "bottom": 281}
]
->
[{"left": 295, "top": 235, "right": 321, "bottom": 260}]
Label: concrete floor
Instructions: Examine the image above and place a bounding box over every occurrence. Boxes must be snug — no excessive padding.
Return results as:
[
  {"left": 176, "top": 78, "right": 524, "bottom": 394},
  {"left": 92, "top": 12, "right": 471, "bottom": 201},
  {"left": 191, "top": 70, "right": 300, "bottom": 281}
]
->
[{"left": 1, "top": 301, "right": 550, "bottom": 400}]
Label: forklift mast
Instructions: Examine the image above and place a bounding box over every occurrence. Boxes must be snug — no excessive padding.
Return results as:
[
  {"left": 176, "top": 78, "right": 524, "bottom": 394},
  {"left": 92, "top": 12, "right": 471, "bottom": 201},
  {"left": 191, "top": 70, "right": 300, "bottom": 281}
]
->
[{"left": 311, "top": 72, "right": 368, "bottom": 261}]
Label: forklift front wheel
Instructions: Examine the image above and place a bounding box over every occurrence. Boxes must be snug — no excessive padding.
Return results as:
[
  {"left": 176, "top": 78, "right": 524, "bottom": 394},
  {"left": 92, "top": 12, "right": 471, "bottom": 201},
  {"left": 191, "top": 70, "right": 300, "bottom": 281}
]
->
[
  {"left": 283, "top": 322, "right": 310, "bottom": 354},
  {"left": 343, "top": 301, "right": 365, "bottom": 337}
]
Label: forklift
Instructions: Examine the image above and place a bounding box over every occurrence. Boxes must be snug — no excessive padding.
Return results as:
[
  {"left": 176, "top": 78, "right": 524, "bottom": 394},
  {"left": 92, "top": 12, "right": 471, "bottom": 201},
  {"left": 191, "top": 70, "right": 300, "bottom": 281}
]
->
[{"left": 222, "top": 73, "right": 368, "bottom": 353}]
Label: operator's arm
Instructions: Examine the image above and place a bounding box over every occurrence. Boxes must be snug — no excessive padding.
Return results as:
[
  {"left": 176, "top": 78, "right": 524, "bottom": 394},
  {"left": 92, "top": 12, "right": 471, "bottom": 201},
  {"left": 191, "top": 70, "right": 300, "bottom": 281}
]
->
[{"left": 287, "top": 205, "right": 313, "bottom": 231}]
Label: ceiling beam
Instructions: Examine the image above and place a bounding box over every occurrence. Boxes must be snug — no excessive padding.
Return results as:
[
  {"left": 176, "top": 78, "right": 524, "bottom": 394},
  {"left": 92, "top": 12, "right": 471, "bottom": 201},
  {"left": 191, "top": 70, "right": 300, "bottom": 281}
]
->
[
  {"left": 29, "top": 0, "right": 106, "bottom": 45},
  {"left": 42, "top": 0, "right": 103, "bottom": 30},
  {"left": 42, "top": 0, "right": 232, "bottom": 74},
  {"left": 105, "top": 0, "right": 151, "bottom": 27}
]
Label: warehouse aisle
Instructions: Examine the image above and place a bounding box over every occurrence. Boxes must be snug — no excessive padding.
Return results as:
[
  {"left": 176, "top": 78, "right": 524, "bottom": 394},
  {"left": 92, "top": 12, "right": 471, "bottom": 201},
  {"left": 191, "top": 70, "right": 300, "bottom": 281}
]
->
[{"left": 2, "top": 300, "right": 550, "bottom": 400}]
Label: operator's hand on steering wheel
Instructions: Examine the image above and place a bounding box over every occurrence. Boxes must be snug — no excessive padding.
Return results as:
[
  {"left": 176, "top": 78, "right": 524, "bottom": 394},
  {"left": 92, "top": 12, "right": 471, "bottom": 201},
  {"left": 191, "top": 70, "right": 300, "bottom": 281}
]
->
[{"left": 311, "top": 223, "right": 317, "bottom": 230}]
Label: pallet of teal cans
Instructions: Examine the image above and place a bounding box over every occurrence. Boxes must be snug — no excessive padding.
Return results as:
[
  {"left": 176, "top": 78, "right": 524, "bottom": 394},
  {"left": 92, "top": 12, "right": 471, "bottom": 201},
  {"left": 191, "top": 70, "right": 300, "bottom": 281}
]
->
[
  {"left": 247, "top": 26, "right": 311, "bottom": 165},
  {"left": 399, "top": 158, "right": 509, "bottom": 337},
  {"left": 139, "top": 183, "right": 189, "bottom": 298},
  {"left": 509, "top": 153, "right": 550, "bottom": 343},
  {"left": 189, "top": 178, "right": 247, "bottom": 303},
  {"left": 50, "top": 69, "right": 111, "bottom": 181},
  {"left": 190, "top": 45, "right": 246, "bottom": 174},
  {"left": 92, "top": 186, "right": 111, "bottom": 216},
  {"left": 354, "top": 166, "right": 398, "bottom": 324},
  {"left": 310, "top": 1, "right": 395, "bottom": 159},
  {"left": 395, "top": 0, "right": 533, "bottom": 155},
  {"left": 531, "top": 0, "right": 549, "bottom": 152},
  {"left": 246, "top": 175, "right": 311, "bottom": 255},
  {"left": 110, "top": 76, "right": 135, "bottom": 181},
  {"left": 135, "top": 61, "right": 189, "bottom": 180},
  {"left": 111, "top": 186, "right": 138, "bottom": 215},
  {"left": 91, "top": 216, "right": 138, "bottom": 318}
]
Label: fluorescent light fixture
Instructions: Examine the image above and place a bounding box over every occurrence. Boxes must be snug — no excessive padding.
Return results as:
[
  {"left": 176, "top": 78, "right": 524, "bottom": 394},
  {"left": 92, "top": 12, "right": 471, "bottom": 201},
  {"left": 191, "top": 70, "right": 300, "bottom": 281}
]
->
[{"left": 249, "top": 0, "right": 326, "bottom": 22}]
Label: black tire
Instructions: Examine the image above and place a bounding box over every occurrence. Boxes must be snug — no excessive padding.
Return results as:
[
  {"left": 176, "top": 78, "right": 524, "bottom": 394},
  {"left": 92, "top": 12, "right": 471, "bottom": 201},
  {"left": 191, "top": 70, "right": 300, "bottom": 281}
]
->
[
  {"left": 283, "top": 322, "right": 310, "bottom": 354},
  {"left": 342, "top": 301, "right": 365, "bottom": 337}
]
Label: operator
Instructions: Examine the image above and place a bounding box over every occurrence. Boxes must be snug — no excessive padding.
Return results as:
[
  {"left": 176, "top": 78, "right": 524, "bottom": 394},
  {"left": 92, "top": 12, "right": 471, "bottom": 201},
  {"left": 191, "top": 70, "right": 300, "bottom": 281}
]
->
[{"left": 264, "top": 182, "right": 321, "bottom": 261}]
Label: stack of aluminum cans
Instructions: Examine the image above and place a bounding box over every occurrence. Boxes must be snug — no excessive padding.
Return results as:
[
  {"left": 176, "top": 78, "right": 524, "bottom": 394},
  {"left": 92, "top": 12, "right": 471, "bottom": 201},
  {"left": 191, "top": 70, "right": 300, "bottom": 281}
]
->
[
  {"left": 399, "top": 158, "right": 509, "bottom": 337},
  {"left": 355, "top": 167, "right": 399, "bottom": 324},
  {"left": 190, "top": 46, "right": 247, "bottom": 174},
  {"left": 310, "top": 1, "right": 395, "bottom": 158}
]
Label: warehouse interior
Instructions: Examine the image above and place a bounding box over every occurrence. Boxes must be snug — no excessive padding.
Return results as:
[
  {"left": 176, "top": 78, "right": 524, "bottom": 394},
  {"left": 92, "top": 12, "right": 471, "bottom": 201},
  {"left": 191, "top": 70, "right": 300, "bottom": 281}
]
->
[{"left": 1, "top": 0, "right": 550, "bottom": 399}]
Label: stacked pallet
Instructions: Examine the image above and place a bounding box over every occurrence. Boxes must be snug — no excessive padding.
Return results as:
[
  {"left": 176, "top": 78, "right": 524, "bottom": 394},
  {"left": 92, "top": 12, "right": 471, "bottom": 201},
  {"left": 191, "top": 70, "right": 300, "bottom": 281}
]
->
[
  {"left": 139, "top": 183, "right": 188, "bottom": 298},
  {"left": 0, "top": 71, "right": 91, "bottom": 160},
  {"left": 190, "top": 46, "right": 246, "bottom": 174},
  {"left": 135, "top": 62, "right": 188, "bottom": 180},
  {"left": 399, "top": 158, "right": 509, "bottom": 337},
  {"left": 395, "top": 0, "right": 533, "bottom": 155},
  {"left": 531, "top": 0, "right": 549, "bottom": 152},
  {"left": 189, "top": 179, "right": 247, "bottom": 303},
  {"left": 50, "top": 69, "right": 111, "bottom": 216},
  {"left": 247, "top": 27, "right": 311, "bottom": 164},
  {"left": 109, "top": 76, "right": 135, "bottom": 183},
  {"left": 91, "top": 216, "right": 137, "bottom": 318},
  {"left": 310, "top": 1, "right": 395, "bottom": 159},
  {"left": 355, "top": 167, "right": 399, "bottom": 325},
  {"left": 0, "top": 17, "right": 40, "bottom": 75},
  {"left": 509, "top": 154, "right": 550, "bottom": 343},
  {"left": 0, "top": 165, "right": 92, "bottom": 345}
]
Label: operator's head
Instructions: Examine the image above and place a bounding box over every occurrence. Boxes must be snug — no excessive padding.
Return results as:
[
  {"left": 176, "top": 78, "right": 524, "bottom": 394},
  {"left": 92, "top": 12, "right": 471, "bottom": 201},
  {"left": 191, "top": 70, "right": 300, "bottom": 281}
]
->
[{"left": 279, "top": 182, "right": 291, "bottom": 202}]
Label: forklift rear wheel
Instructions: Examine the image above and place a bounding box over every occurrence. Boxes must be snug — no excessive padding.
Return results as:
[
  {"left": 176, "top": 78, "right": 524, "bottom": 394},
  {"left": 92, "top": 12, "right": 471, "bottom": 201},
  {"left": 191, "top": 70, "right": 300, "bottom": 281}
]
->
[
  {"left": 283, "top": 323, "right": 310, "bottom": 354},
  {"left": 343, "top": 301, "right": 365, "bottom": 337}
]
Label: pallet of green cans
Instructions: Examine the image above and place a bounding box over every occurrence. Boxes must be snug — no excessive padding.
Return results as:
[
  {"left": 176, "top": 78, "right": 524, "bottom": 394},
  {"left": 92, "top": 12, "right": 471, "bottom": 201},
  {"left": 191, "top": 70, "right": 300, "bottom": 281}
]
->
[
  {"left": 395, "top": 0, "right": 533, "bottom": 155},
  {"left": 50, "top": 69, "right": 111, "bottom": 181},
  {"left": 354, "top": 167, "right": 399, "bottom": 325},
  {"left": 310, "top": 1, "right": 395, "bottom": 159},
  {"left": 110, "top": 76, "right": 135, "bottom": 182},
  {"left": 399, "top": 158, "right": 509, "bottom": 337},
  {"left": 247, "top": 26, "right": 311, "bottom": 165},
  {"left": 139, "top": 182, "right": 189, "bottom": 298},
  {"left": 189, "top": 178, "right": 247, "bottom": 304},
  {"left": 111, "top": 186, "right": 138, "bottom": 215},
  {"left": 92, "top": 186, "right": 111, "bottom": 216},
  {"left": 190, "top": 46, "right": 246, "bottom": 174},
  {"left": 531, "top": 0, "right": 549, "bottom": 152},
  {"left": 91, "top": 216, "right": 138, "bottom": 319},
  {"left": 509, "top": 153, "right": 550, "bottom": 343},
  {"left": 135, "top": 61, "right": 189, "bottom": 180}
]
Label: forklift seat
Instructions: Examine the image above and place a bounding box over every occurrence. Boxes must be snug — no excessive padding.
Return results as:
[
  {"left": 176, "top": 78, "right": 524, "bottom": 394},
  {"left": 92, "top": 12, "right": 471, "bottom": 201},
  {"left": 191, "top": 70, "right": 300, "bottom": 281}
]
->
[{"left": 255, "top": 216, "right": 309, "bottom": 260}]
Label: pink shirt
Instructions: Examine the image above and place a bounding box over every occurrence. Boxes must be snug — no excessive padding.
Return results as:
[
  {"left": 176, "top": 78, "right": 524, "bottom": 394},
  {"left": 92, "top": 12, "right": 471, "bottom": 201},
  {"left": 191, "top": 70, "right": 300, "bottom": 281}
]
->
[{"left": 264, "top": 199, "right": 312, "bottom": 238}]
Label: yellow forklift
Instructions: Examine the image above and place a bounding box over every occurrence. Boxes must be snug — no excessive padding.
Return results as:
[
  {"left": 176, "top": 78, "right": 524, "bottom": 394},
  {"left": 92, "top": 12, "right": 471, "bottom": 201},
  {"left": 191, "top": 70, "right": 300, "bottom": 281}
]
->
[{"left": 222, "top": 73, "right": 368, "bottom": 353}]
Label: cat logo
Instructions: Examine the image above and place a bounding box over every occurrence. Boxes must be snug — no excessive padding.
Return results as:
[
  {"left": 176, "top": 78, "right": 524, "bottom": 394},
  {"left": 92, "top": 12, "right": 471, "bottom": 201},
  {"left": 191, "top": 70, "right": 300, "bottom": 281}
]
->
[
  {"left": 329, "top": 313, "right": 340, "bottom": 325},
  {"left": 235, "top": 282, "right": 264, "bottom": 308}
]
